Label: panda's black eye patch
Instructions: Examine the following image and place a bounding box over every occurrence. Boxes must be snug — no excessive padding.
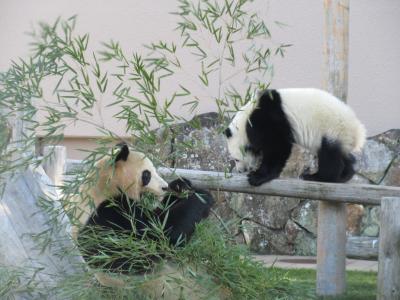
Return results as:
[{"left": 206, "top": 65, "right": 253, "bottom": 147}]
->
[
  {"left": 224, "top": 128, "right": 232, "bottom": 138},
  {"left": 142, "top": 170, "right": 151, "bottom": 186}
]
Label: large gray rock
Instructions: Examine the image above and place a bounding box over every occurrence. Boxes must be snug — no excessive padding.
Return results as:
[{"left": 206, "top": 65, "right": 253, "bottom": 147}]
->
[
  {"left": 230, "top": 194, "right": 300, "bottom": 230},
  {"left": 280, "top": 145, "right": 317, "bottom": 178},
  {"left": 371, "top": 129, "right": 400, "bottom": 154},
  {"left": 285, "top": 220, "right": 317, "bottom": 256},
  {"left": 361, "top": 206, "right": 381, "bottom": 237},
  {"left": 242, "top": 220, "right": 292, "bottom": 255},
  {"left": 357, "top": 129, "right": 400, "bottom": 238},
  {"left": 290, "top": 201, "right": 318, "bottom": 235},
  {"left": 357, "top": 139, "right": 395, "bottom": 183},
  {"left": 381, "top": 156, "right": 400, "bottom": 186},
  {"left": 346, "top": 204, "right": 365, "bottom": 236}
]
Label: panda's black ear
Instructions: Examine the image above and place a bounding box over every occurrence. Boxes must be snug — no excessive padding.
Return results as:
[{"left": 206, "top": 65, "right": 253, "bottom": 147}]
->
[
  {"left": 224, "top": 128, "right": 232, "bottom": 138},
  {"left": 115, "top": 143, "right": 129, "bottom": 162}
]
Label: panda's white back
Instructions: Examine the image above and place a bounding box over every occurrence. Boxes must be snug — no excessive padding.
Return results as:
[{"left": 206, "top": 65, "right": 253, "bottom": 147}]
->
[{"left": 278, "top": 88, "right": 366, "bottom": 154}]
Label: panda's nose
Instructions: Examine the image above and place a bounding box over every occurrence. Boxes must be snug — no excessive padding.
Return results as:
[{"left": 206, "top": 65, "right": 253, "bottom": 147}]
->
[{"left": 162, "top": 186, "right": 168, "bottom": 191}]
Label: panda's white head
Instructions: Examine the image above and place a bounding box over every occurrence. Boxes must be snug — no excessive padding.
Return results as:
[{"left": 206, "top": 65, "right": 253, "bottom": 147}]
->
[
  {"left": 94, "top": 143, "right": 168, "bottom": 201},
  {"left": 224, "top": 100, "right": 261, "bottom": 173}
]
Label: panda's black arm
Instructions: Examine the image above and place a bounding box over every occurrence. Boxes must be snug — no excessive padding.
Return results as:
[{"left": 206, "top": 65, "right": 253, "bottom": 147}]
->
[
  {"left": 163, "top": 192, "right": 214, "bottom": 245},
  {"left": 248, "top": 141, "right": 292, "bottom": 186}
]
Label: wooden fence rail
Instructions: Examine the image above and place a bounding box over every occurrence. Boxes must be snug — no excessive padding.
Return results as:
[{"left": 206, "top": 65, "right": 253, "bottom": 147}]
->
[{"left": 157, "top": 167, "right": 400, "bottom": 205}]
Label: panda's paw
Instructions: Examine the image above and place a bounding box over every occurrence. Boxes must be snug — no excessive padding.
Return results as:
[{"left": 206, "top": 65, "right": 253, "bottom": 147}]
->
[
  {"left": 300, "top": 171, "right": 319, "bottom": 181},
  {"left": 247, "top": 171, "right": 275, "bottom": 186},
  {"left": 301, "top": 173, "right": 315, "bottom": 181}
]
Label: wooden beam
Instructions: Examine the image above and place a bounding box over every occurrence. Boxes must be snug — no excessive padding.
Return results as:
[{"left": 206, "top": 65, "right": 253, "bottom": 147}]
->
[
  {"left": 377, "top": 197, "right": 400, "bottom": 300},
  {"left": 318, "top": 0, "right": 350, "bottom": 296},
  {"left": 346, "top": 236, "right": 379, "bottom": 260},
  {"left": 158, "top": 168, "right": 400, "bottom": 205}
]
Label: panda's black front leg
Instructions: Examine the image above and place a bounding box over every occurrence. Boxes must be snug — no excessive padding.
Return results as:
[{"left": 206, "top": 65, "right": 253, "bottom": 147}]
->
[
  {"left": 247, "top": 166, "right": 280, "bottom": 186},
  {"left": 247, "top": 144, "right": 292, "bottom": 186}
]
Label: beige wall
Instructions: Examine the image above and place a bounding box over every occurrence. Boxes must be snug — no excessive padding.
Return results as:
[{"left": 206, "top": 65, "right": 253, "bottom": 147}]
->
[{"left": 1, "top": 1, "right": 399, "bottom": 159}]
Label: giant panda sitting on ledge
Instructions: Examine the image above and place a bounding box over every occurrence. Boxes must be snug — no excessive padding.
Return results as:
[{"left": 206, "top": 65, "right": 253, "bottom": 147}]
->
[
  {"left": 69, "top": 143, "right": 214, "bottom": 297},
  {"left": 224, "top": 88, "right": 366, "bottom": 186}
]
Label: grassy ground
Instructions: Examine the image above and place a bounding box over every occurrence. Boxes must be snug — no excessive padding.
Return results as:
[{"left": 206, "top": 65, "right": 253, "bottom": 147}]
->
[
  {"left": 0, "top": 265, "right": 377, "bottom": 299},
  {"left": 280, "top": 268, "right": 377, "bottom": 300},
  {"left": 0, "top": 216, "right": 378, "bottom": 300}
]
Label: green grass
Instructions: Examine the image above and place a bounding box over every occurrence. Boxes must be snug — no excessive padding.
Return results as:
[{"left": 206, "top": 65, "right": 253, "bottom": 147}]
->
[
  {"left": 278, "top": 268, "right": 377, "bottom": 300},
  {"left": 0, "top": 262, "right": 377, "bottom": 300},
  {"left": 0, "top": 217, "right": 377, "bottom": 300}
]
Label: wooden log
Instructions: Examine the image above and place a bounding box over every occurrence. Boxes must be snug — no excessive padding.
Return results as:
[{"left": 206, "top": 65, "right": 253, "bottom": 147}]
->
[
  {"left": 346, "top": 236, "right": 379, "bottom": 260},
  {"left": 157, "top": 168, "right": 400, "bottom": 205},
  {"left": 42, "top": 145, "right": 67, "bottom": 187},
  {"left": 318, "top": 0, "right": 350, "bottom": 296},
  {"left": 377, "top": 197, "right": 400, "bottom": 300}
]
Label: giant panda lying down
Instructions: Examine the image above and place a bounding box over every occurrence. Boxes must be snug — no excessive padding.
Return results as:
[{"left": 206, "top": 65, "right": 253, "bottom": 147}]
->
[
  {"left": 69, "top": 143, "right": 214, "bottom": 296},
  {"left": 224, "top": 88, "right": 366, "bottom": 186}
]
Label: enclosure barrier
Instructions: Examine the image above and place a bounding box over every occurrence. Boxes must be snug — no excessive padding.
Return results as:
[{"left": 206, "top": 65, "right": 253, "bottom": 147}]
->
[{"left": 40, "top": 146, "right": 400, "bottom": 299}]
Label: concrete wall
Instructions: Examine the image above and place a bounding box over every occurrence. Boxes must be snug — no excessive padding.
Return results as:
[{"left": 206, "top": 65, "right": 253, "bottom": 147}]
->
[{"left": 1, "top": 0, "right": 399, "bottom": 158}]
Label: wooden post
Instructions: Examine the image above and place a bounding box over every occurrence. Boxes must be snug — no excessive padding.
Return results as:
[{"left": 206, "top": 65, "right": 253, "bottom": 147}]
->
[
  {"left": 316, "top": 202, "right": 347, "bottom": 295},
  {"left": 42, "top": 145, "right": 67, "bottom": 187},
  {"left": 377, "top": 197, "right": 400, "bottom": 300},
  {"left": 323, "top": 0, "right": 350, "bottom": 101},
  {"left": 317, "top": 0, "right": 349, "bottom": 296}
]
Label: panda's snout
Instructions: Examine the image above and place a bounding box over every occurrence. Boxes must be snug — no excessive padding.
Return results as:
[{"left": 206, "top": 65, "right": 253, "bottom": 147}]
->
[{"left": 161, "top": 182, "right": 169, "bottom": 192}]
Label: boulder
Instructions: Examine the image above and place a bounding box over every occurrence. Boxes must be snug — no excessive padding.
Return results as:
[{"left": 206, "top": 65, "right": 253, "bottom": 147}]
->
[
  {"left": 242, "top": 220, "right": 292, "bottom": 255},
  {"left": 381, "top": 156, "right": 400, "bottom": 186},
  {"left": 346, "top": 204, "right": 365, "bottom": 236},
  {"left": 230, "top": 194, "right": 300, "bottom": 230},
  {"left": 290, "top": 201, "right": 318, "bottom": 235},
  {"left": 285, "top": 220, "right": 317, "bottom": 256},
  {"left": 356, "top": 139, "right": 395, "bottom": 183},
  {"left": 357, "top": 129, "right": 400, "bottom": 238},
  {"left": 371, "top": 129, "right": 400, "bottom": 154},
  {"left": 361, "top": 206, "right": 381, "bottom": 237}
]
